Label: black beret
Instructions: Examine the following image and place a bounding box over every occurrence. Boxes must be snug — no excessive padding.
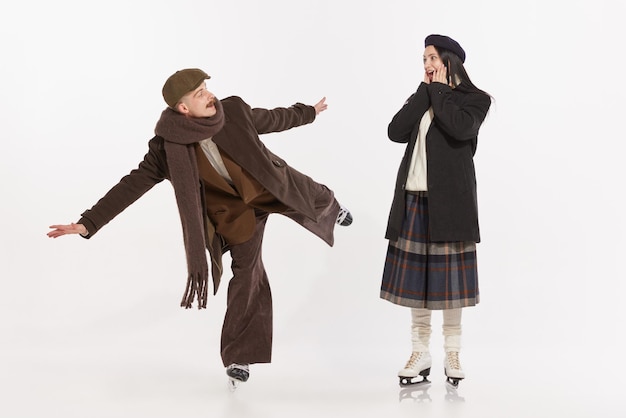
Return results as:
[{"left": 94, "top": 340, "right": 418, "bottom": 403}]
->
[{"left": 424, "top": 34, "right": 466, "bottom": 63}]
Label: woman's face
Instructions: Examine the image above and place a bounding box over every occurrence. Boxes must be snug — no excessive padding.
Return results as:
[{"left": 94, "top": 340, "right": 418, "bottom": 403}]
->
[{"left": 423, "top": 45, "right": 444, "bottom": 83}]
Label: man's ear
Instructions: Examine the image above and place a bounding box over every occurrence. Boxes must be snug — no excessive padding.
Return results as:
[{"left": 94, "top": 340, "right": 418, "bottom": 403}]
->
[{"left": 176, "top": 102, "right": 189, "bottom": 114}]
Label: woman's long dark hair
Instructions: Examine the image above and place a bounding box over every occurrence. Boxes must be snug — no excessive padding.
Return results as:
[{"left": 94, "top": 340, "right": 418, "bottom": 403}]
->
[{"left": 434, "top": 46, "right": 492, "bottom": 100}]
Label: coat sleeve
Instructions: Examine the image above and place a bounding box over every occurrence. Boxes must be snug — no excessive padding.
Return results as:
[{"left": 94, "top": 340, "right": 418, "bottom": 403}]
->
[
  {"left": 427, "top": 83, "right": 491, "bottom": 141},
  {"left": 250, "top": 100, "right": 317, "bottom": 135},
  {"left": 387, "top": 83, "right": 431, "bottom": 143},
  {"left": 78, "top": 137, "right": 168, "bottom": 237}
]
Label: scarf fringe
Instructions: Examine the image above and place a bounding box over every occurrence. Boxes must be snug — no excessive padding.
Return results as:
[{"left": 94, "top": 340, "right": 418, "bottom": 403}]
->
[{"left": 180, "top": 271, "right": 209, "bottom": 309}]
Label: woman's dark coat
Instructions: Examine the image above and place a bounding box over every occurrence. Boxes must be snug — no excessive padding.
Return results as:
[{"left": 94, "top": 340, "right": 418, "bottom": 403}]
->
[{"left": 386, "top": 82, "right": 491, "bottom": 243}]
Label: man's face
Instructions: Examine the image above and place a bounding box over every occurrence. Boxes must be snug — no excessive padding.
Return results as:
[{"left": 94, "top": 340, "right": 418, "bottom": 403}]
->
[{"left": 178, "top": 82, "right": 217, "bottom": 118}]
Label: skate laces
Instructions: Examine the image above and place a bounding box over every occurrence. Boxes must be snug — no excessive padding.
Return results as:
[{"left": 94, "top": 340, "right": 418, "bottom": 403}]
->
[
  {"left": 446, "top": 352, "right": 461, "bottom": 370},
  {"left": 335, "top": 205, "right": 353, "bottom": 226},
  {"left": 405, "top": 352, "right": 423, "bottom": 368},
  {"left": 228, "top": 363, "right": 249, "bottom": 372}
]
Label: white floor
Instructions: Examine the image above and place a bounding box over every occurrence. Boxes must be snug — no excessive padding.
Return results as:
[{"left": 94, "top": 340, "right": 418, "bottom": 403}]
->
[
  {"left": 3, "top": 208, "right": 624, "bottom": 418},
  {"left": 3, "top": 218, "right": 625, "bottom": 418},
  {"left": 2, "top": 300, "right": 622, "bottom": 418},
  {"left": 2, "top": 347, "right": 619, "bottom": 418}
]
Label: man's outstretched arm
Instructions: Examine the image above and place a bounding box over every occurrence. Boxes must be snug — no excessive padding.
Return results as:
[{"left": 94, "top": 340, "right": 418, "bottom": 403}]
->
[{"left": 47, "top": 137, "right": 168, "bottom": 240}]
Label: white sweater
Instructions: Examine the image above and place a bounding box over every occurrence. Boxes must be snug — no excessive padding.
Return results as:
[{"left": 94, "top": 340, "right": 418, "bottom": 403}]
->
[{"left": 405, "top": 107, "right": 434, "bottom": 191}]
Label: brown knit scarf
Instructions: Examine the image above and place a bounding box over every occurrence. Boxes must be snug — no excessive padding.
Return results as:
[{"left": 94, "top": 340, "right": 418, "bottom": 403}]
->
[{"left": 154, "top": 99, "right": 225, "bottom": 309}]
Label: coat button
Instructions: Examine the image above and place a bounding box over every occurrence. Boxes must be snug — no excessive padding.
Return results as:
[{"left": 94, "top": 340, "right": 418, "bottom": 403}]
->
[{"left": 272, "top": 160, "right": 283, "bottom": 167}]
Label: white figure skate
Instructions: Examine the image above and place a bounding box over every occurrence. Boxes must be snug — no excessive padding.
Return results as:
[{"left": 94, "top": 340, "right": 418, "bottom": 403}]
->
[
  {"left": 444, "top": 352, "right": 465, "bottom": 388},
  {"left": 398, "top": 352, "right": 432, "bottom": 386}
]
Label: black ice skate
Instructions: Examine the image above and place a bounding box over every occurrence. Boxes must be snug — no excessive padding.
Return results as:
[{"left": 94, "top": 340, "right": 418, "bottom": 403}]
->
[
  {"left": 226, "top": 363, "right": 249, "bottom": 391},
  {"left": 336, "top": 204, "right": 353, "bottom": 226},
  {"left": 444, "top": 352, "right": 464, "bottom": 388},
  {"left": 398, "top": 352, "right": 432, "bottom": 386}
]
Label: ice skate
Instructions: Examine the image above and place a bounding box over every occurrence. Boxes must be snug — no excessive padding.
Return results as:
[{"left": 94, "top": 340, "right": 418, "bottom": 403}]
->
[
  {"left": 444, "top": 351, "right": 464, "bottom": 388},
  {"left": 398, "top": 351, "right": 431, "bottom": 386},
  {"left": 226, "top": 363, "right": 249, "bottom": 391},
  {"left": 336, "top": 204, "right": 353, "bottom": 226}
]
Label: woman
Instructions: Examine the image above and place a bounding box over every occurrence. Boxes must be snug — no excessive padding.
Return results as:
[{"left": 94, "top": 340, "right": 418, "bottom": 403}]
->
[{"left": 380, "top": 34, "right": 491, "bottom": 388}]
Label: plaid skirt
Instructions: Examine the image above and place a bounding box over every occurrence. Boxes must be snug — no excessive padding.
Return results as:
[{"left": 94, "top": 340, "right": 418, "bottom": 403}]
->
[{"left": 380, "top": 192, "right": 480, "bottom": 310}]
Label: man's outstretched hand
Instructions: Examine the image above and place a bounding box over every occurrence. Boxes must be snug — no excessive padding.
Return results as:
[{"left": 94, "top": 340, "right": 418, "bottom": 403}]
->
[
  {"left": 47, "top": 223, "right": 87, "bottom": 238},
  {"left": 313, "top": 97, "right": 328, "bottom": 115}
]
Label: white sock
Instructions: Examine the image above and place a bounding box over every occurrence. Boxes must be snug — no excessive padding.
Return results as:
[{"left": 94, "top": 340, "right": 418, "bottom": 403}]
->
[
  {"left": 443, "top": 308, "right": 462, "bottom": 352},
  {"left": 411, "top": 308, "right": 432, "bottom": 352}
]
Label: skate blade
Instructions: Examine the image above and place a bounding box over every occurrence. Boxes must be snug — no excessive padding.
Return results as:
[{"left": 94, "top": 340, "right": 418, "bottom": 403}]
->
[
  {"left": 228, "top": 377, "right": 240, "bottom": 392},
  {"left": 399, "top": 376, "right": 431, "bottom": 387},
  {"left": 399, "top": 367, "right": 431, "bottom": 387},
  {"left": 445, "top": 377, "right": 463, "bottom": 388}
]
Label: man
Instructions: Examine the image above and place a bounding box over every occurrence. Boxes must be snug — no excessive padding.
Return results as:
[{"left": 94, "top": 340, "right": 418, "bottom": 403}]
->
[{"left": 48, "top": 68, "right": 352, "bottom": 388}]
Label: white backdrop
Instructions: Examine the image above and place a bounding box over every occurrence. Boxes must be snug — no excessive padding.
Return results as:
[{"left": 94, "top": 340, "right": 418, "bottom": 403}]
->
[{"left": 1, "top": 1, "right": 624, "bottom": 417}]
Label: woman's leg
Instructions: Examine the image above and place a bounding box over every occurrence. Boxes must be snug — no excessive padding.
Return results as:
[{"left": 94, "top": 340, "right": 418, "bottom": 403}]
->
[
  {"left": 442, "top": 308, "right": 465, "bottom": 385},
  {"left": 399, "top": 308, "right": 433, "bottom": 384},
  {"left": 412, "top": 308, "right": 432, "bottom": 352}
]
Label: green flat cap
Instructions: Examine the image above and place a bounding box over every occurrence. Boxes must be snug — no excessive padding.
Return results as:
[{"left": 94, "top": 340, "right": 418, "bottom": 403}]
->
[{"left": 162, "top": 68, "right": 210, "bottom": 108}]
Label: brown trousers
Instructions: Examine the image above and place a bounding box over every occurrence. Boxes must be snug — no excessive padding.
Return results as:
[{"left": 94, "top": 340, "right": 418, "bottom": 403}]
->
[
  {"left": 220, "top": 209, "right": 273, "bottom": 366},
  {"left": 196, "top": 146, "right": 341, "bottom": 366},
  {"left": 219, "top": 190, "right": 339, "bottom": 367}
]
